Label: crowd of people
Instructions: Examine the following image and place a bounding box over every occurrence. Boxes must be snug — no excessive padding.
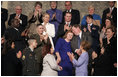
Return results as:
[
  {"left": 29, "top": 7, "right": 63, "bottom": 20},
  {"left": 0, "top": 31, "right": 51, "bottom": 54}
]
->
[{"left": 1, "top": 1, "right": 117, "bottom": 76}]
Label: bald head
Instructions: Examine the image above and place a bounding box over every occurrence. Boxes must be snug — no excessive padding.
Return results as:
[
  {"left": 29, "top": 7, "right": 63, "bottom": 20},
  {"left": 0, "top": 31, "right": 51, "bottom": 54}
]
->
[{"left": 15, "top": 6, "right": 22, "bottom": 15}]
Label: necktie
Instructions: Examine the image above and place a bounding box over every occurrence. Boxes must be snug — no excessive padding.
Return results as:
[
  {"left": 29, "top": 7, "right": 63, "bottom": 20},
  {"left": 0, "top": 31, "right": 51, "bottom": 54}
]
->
[
  {"left": 78, "top": 36, "right": 81, "bottom": 49},
  {"left": 110, "top": 8, "right": 112, "bottom": 14},
  {"left": 88, "top": 24, "right": 91, "bottom": 32}
]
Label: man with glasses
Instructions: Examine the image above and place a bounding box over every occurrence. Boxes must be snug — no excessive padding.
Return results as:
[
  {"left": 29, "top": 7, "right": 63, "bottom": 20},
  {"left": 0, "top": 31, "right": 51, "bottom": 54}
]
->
[
  {"left": 62, "top": 1, "right": 80, "bottom": 24},
  {"left": 8, "top": 5, "right": 28, "bottom": 33}
]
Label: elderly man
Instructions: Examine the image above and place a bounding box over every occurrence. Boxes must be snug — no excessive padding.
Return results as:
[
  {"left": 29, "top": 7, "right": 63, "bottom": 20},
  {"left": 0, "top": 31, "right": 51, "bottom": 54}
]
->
[
  {"left": 62, "top": 1, "right": 80, "bottom": 24},
  {"left": 81, "top": 5, "right": 102, "bottom": 27},
  {"left": 8, "top": 5, "right": 27, "bottom": 33}
]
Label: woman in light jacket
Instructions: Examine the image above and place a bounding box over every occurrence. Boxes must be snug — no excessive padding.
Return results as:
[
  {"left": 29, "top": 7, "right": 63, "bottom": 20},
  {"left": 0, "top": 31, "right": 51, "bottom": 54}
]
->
[
  {"left": 41, "top": 43, "right": 62, "bottom": 76},
  {"left": 42, "top": 13, "right": 55, "bottom": 50}
]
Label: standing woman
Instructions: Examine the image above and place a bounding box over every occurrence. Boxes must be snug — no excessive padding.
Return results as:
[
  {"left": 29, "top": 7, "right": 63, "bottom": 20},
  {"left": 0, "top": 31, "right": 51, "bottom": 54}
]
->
[
  {"left": 28, "top": 2, "right": 43, "bottom": 36},
  {"left": 46, "top": 1, "right": 62, "bottom": 44},
  {"left": 93, "top": 26, "right": 117, "bottom": 76},
  {"left": 1, "top": 40, "right": 22, "bottom": 76},
  {"left": 55, "top": 30, "right": 73, "bottom": 76},
  {"left": 41, "top": 43, "right": 62, "bottom": 76},
  {"left": 42, "top": 13, "right": 55, "bottom": 50}
]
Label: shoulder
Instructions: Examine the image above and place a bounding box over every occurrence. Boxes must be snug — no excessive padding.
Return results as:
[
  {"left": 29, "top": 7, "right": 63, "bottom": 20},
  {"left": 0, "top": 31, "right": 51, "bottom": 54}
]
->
[
  {"left": 48, "top": 23, "right": 54, "bottom": 26},
  {"left": 21, "top": 14, "right": 27, "bottom": 17},
  {"left": 56, "top": 9, "right": 62, "bottom": 12},
  {"left": 93, "top": 14, "right": 101, "bottom": 18},
  {"left": 46, "top": 9, "right": 51, "bottom": 13},
  {"left": 72, "top": 9, "right": 79, "bottom": 12},
  {"left": 1, "top": 8, "right": 8, "bottom": 12}
]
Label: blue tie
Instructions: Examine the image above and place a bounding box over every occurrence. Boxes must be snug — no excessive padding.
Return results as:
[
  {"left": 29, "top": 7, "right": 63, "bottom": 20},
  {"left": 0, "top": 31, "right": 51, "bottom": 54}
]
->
[{"left": 78, "top": 36, "right": 81, "bottom": 48}]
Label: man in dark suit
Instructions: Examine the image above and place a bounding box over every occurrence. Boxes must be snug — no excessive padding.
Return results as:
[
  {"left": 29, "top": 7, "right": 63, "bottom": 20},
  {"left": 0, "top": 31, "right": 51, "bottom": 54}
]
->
[
  {"left": 71, "top": 24, "right": 93, "bottom": 76},
  {"left": 82, "top": 15, "right": 100, "bottom": 54},
  {"left": 62, "top": 1, "right": 80, "bottom": 24},
  {"left": 1, "top": 8, "right": 8, "bottom": 37},
  {"left": 57, "top": 12, "right": 73, "bottom": 40},
  {"left": 102, "top": 1, "right": 117, "bottom": 28},
  {"left": 8, "top": 5, "right": 28, "bottom": 33},
  {"left": 5, "top": 19, "right": 26, "bottom": 53}
]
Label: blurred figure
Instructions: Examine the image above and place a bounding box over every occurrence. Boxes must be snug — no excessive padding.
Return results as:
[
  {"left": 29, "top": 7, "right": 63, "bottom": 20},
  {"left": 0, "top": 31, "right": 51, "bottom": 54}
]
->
[
  {"left": 99, "top": 17, "right": 115, "bottom": 47},
  {"left": 55, "top": 30, "right": 73, "bottom": 76},
  {"left": 4, "top": 19, "right": 26, "bottom": 52},
  {"left": 93, "top": 26, "right": 117, "bottom": 76},
  {"left": 1, "top": 40, "right": 22, "bottom": 76},
  {"left": 57, "top": 12, "right": 72, "bottom": 40},
  {"left": 30, "top": 24, "right": 49, "bottom": 75},
  {"left": 28, "top": 2, "right": 43, "bottom": 36},
  {"left": 41, "top": 43, "right": 62, "bottom": 76},
  {"left": 1, "top": 6, "right": 8, "bottom": 37},
  {"left": 46, "top": 1, "right": 62, "bottom": 45},
  {"left": 68, "top": 41, "right": 91, "bottom": 76},
  {"left": 102, "top": 1, "right": 117, "bottom": 28},
  {"left": 42, "top": 13, "right": 55, "bottom": 50},
  {"left": 62, "top": 1, "right": 80, "bottom": 24},
  {"left": 81, "top": 5, "right": 102, "bottom": 27},
  {"left": 8, "top": 5, "right": 27, "bottom": 33},
  {"left": 22, "top": 38, "right": 38, "bottom": 76}
]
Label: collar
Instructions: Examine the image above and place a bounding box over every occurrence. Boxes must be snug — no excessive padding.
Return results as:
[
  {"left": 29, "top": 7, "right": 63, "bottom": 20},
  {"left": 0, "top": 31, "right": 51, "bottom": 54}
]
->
[
  {"left": 42, "top": 22, "right": 49, "bottom": 26},
  {"left": 29, "top": 46, "right": 34, "bottom": 52},
  {"left": 66, "top": 9, "right": 72, "bottom": 12},
  {"left": 88, "top": 23, "right": 93, "bottom": 26},
  {"left": 65, "top": 22, "right": 71, "bottom": 26},
  {"left": 109, "top": 7, "right": 114, "bottom": 11},
  {"left": 16, "top": 14, "right": 21, "bottom": 17},
  {"left": 79, "top": 31, "right": 82, "bottom": 39},
  {"left": 14, "top": 27, "right": 19, "bottom": 31}
]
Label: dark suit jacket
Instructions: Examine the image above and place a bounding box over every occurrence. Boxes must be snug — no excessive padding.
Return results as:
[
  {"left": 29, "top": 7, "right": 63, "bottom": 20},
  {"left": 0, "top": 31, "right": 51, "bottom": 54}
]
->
[
  {"left": 8, "top": 13, "right": 28, "bottom": 32},
  {"left": 71, "top": 31, "right": 92, "bottom": 59},
  {"left": 82, "top": 24, "right": 100, "bottom": 53},
  {"left": 22, "top": 47, "right": 37, "bottom": 76},
  {"left": 1, "top": 8, "right": 8, "bottom": 36},
  {"left": 62, "top": 9, "right": 80, "bottom": 24},
  {"left": 4, "top": 27, "right": 26, "bottom": 52},
  {"left": 102, "top": 7, "right": 117, "bottom": 28},
  {"left": 56, "top": 22, "right": 73, "bottom": 39}
]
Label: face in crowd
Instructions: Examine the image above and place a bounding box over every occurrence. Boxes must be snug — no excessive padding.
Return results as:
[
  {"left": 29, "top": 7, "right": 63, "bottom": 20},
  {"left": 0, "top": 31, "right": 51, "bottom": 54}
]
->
[
  {"left": 109, "top": 1, "right": 115, "bottom": 7},
  {"left": 36, "top": 25, "right": 44, "bottom": 35},
  {"left": 65, "top": 1, "right": 72, "bottom": 10},
  {"left": 105, "top": 19, "right": 111, "bottom": 28},
  {"left": 43, "top": 14, "right": 50, "bottom": 23},
  {"left": 66, "top": 32, "right": 73, "bottom": 41},
  {"left": 35, "top": 4, "right": 42, "bottom": 11},
  {"left": 106, "top": 28, "right": 114, "bottom": 39},
  {"left": 50, "top": 1, "right": 57, "bottom": 9},
  {"left": 15, "top": 6, "right": 22, "bottom": 15},
  {"left": 64, "top": 13, "right": 72, "bottom": 22},
  {"left": 72, "top": 26, "right": 81, "bottom": 36},
  {"left": 86, "top": 16, "right": 93, "bottom": 24},
  {"left": 88, "top": 6, "right": 95, "bottom": 15}
]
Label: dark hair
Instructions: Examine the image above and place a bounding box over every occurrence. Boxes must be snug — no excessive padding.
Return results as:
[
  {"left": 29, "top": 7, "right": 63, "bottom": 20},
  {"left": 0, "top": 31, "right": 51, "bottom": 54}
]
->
[
  {"left": 65, "top": 12, "right": 72, "bottom": 16},
  {"left": 105, "top": 17, "right": 114, "bottom": 27},
  {"left": 106, "top": 26, "right": 116, "bottom": 34},
  {"left": 86, "top": 14, "right": 93, "bottom": 19},
  {"left": 80, "top": 41, "right": 91, "bottom": 51},
  {"left": 42, "top": 42, "right": 52, "bottom": 58},
  {"left": 35, "top": 2, "right": 42, "bottom": 8},
  {"left": 50, "top": 1, "right": 58, "bottom": 5},
  {"left": 65, "top": 1, "right": 72, "bottom": 5},
  {"left": 72, "top": 24, "right": 81, "bottom": 29},
  {"left": 2, "top": 40, "right": 14, "bottom": 55}
]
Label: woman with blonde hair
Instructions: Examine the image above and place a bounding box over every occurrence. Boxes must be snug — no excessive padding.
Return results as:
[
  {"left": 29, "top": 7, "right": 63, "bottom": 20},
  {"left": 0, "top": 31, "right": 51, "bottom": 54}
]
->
[{"left": 42, "top": 13, "right": 55, "bottom": 50}]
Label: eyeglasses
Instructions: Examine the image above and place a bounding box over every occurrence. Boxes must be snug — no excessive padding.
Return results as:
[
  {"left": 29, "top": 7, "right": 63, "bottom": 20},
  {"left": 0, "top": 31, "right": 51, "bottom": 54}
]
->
[{"left": 16, "top": 9, "right": 22, "bottom": 10}]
